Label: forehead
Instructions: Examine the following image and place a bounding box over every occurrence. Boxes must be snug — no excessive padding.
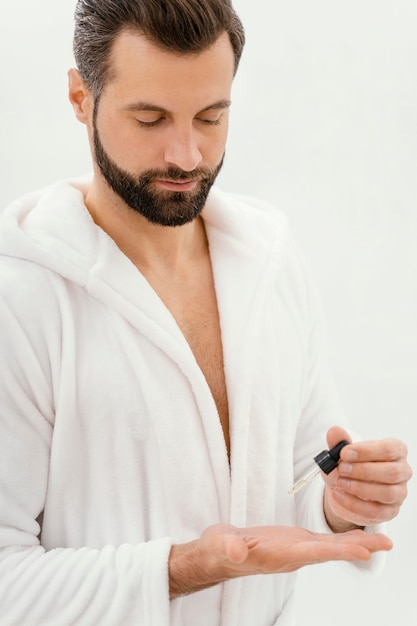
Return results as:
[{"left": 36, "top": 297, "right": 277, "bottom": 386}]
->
[{"left": 103, "top": 30, "right": 235, "bottom": 109}]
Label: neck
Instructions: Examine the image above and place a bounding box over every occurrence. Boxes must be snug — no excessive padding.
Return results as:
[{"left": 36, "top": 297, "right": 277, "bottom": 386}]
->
[{"left": 84, "top": 175, "right": 209, "bottom": 271}]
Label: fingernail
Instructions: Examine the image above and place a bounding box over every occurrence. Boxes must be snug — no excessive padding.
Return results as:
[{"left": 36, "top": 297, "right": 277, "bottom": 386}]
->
[
  {"left": 344, "top": 449, "right": 358, "bottom": 462},
  {"left": 338, "top": 462, "right": 353, "bottom": 475},
  {"left": 337, "top": 478, "right": 351, "bottom": 489}
]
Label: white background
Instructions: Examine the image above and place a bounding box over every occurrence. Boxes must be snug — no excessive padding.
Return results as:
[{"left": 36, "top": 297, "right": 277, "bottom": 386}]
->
[{"left": 1, "top": 1, "right": 416, "bottom": 624}]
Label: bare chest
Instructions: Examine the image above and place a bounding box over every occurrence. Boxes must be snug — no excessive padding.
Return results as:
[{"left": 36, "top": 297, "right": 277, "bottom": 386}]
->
[
  {"left": 151, "top": 272, "right": 230, "bottom": 458},
  {"left": 169, "top": 289, "right": 230, "bottom": 456}
]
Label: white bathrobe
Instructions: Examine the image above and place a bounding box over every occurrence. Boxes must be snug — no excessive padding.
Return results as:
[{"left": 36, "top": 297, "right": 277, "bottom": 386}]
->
[{"left": 0, "top": 177, "right": 384, "bottom": 625}]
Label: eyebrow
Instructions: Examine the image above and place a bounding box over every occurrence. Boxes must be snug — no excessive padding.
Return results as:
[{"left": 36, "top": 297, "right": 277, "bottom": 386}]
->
[{"left": 123, "top": 99, "right": 232, "bottom": 113}]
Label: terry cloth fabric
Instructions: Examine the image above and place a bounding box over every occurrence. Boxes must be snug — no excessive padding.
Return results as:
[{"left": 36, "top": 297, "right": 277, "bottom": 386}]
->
[{"left": 0, "top": 177, "right": 386, "bottom": 625}]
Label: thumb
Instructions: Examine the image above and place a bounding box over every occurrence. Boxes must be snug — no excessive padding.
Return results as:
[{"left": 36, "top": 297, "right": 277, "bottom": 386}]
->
[
  {"left": 326, "top": 425, "right": 352, "bottom": 451},
  {"left": 201, "top": 524, "right": 248, "bottom": 565},
  {"left": 324, "top": 426, "right": 352, "bottom": 488},
  {"left": 224, "top": 534, "right": 249, "bottom": 564}
]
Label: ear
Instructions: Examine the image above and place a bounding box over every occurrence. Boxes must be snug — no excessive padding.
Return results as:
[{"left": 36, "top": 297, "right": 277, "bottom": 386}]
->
[{"left": 68, "top": 68, "right": 93, "bottom": 124}]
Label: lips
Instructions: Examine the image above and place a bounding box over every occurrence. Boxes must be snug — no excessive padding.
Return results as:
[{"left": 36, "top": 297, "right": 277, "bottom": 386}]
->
[{"left": 155, "top": 179, "right": 198, "bottom": 192}]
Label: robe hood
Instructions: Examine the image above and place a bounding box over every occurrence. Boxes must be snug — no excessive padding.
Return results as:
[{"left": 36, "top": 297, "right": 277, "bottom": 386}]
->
[{"left": 0, "top": 174, "right": 288, "bottom": 288}]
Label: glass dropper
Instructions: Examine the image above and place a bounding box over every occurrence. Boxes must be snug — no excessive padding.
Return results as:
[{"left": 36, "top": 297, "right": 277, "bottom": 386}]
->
[{"left": 289, "top": 440, "right": 349, "bottom": 495}]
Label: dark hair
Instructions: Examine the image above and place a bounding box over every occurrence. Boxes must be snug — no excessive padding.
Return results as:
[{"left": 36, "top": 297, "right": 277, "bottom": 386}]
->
[{"left": 73, "top": 0, "right": 245, "bottom": 97}]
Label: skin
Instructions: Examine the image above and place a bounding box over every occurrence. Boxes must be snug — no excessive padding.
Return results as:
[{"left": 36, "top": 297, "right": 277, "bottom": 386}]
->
[
  {"left": 169, "top": 524, "right": 393, "bottom": 598},
  {"left": 68, "top": 30, "right": 233, "bottom": 269},
  {"left": 323, "top": 426, "right": 412, "bottom": 531},
  {"left": 68, "top": 29, "right": 412, "bottom": 599},
  {"left": 169, "top": 429, "right": 411, "bottom": 598},
  {"left": 69, "top": 30, "right": 234, "bottom": 456}
]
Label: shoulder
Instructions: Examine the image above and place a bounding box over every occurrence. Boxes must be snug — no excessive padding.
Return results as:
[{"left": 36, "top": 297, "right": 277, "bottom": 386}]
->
[
  {"left": 205, "top": 186, "right": 310, "bottom": 273},
  {"left": 0, "top": 256, "right": 58, "bottom": 299},
  {"left": 205, "top": 187, "right": 321, "bottom": 315},
  {"left": 206, "top": 186, "right": 289, "bottom": 231},
  {"left": 0, "top": 257, "right": 65, "bottom": 341},
  {"left": 204, "top": 186, "right": 291, "bottom": 265}
]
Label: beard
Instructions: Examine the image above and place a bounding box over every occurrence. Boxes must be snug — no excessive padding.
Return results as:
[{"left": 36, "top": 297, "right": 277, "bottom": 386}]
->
[{"left": 92, "top": 110, "right": 224, "bottom": 227}]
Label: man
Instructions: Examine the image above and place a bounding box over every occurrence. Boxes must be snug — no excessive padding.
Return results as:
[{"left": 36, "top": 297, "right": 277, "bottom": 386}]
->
[{"left": 0, "top": 1, "right": 411, "bottom": 624}]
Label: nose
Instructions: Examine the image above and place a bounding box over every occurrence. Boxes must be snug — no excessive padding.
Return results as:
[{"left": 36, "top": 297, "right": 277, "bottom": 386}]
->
[{"left": 163, "top": 125, "right": 203, "bottom": 172}]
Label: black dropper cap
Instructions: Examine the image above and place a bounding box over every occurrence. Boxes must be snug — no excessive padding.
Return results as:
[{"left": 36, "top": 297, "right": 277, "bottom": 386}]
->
[{"left": 313, "top": 440, "right": 349, "bottom": 475}]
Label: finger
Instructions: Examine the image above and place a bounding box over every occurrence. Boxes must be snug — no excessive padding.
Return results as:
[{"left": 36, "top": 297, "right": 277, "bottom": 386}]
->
[
  {"left": 326, "top": 425, "right": 352, "bottom": 451},
  {"left": 224, "top": 534, "right": 249, "bottom": 564},
  {"left": 318, "top": 529, "right": 393, "bottom": 550},
  {"left": 331, "top": 488, "right": 401, "bottom": 524},
  {"left": 201, "top": 524, "right": 245, "bottom": 562},
  {"left": 336, "top": 477, "right": 409, "bottom": 505},
  {"left": 338, "top": 459, "right": 412, "bottom": 484},
  {"left": 292, "top": 541, "right": 372, "bottom": 565},
  {"left": 340, "top": 438, "right": 409, "bottom": 464},
  {"left": 294, "top": 532, "right": 392, "bottom": 565}
]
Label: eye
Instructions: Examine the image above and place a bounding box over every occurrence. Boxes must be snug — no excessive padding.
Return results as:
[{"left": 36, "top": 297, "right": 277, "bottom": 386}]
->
[
  {"left": 196, "top": 116, "right": 222, "bottom": 126},
  {"left": 135, "top": 117, "right": 165, "bottom": 128}
]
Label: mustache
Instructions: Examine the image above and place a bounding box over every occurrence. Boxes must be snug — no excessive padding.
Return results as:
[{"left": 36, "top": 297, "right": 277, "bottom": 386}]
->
[{"left": 140, "top": 166, "right": 217, "bottom": 185}]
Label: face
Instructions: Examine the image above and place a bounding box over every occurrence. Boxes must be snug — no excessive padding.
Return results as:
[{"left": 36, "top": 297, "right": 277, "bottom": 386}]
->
[{"left": 87, "top": 31, "right": 235, "bottom": 226}]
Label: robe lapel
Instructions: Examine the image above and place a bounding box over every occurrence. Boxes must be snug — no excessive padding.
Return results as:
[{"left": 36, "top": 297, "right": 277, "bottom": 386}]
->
[
  {"left": 204, "top": 189, "right": 288, "bottom": 527},
  {"left": 85, "top": 227, "right": 232, "bottom": 522}
]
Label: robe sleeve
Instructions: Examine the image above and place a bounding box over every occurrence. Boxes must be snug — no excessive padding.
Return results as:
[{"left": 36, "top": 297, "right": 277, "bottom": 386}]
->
[
  {"left": 288, "top": 243, "right": 387, "bottom": 574},
  {"left": 0, "top": 275, "right": 172, "bottom": 626}
]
